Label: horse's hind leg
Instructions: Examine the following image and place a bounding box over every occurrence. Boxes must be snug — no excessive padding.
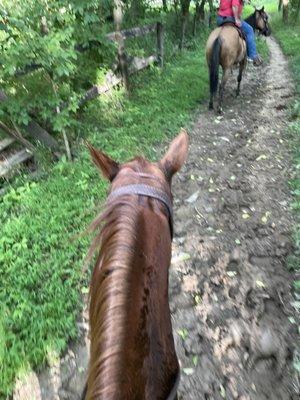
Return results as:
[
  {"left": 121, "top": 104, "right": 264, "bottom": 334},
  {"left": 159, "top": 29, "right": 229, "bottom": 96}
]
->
[
  {"left": 218, "top": 68, "right": 230, "bottom": 114},
  {"left": 209, "top": 93, "right": 214, "bottom": 110},
  {"left": 236, "top": 58, "right": 246, "bottom": 97}
]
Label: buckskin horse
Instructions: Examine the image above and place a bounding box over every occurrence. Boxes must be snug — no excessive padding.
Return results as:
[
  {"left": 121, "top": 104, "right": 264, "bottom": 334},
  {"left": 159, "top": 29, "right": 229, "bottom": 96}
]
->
[
  {"left": 82, "top": 131, "right": 189, "bottom": 400},
  {"left": 206, "top": 7, "right": 271, "bottom": 113}
]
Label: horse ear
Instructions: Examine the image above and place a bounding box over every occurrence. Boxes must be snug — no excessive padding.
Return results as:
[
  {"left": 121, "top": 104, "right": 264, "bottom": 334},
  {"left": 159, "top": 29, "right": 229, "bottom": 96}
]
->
[
  {"left": 160, "top": 129, "right": 189, "bottom": 180},
  {"left": 261, "top": 6, "right": 264, "bottom": 11},
  {"left": 86, "top": 143, "right": 119, "bottom": 181}
]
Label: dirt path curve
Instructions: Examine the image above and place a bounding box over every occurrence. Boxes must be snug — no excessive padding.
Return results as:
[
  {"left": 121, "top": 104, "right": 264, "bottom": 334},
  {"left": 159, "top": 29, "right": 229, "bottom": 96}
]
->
[{"left": 14, "top": 37, "right": 299, "bottom": 400}]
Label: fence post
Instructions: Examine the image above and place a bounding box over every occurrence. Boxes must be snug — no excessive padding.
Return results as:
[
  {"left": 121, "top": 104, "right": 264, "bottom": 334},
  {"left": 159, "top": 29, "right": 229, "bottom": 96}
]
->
[
  {"left": 156, "top": 22, "right": 164, "bottom": 68},
  {"left": 117, "top": 33, "right": 130, "bottom": 91},
  {"left": 113, "top": 0, "right": 130, "bottom": 91}
]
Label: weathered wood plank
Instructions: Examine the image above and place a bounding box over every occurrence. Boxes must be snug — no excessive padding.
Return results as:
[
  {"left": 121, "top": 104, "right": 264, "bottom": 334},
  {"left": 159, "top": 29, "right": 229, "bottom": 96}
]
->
[
  {"left": 79, "top": 54, "right": 157, "bottom": 106},
  {"left": 24, "top": 121, "right": 59, "bottom": 151},
  {"left": 0, "top": 137, "right": 15, "bottom": 152},
  {"left": 79, "top": 71, "right": 123, "bottom": 105},
  {"left": 0, "top": 149, "right": 33, "bottom": 178},
  {"left": 106, "top": 23, "right": 157, "bottom": 41},
  {"left": 128, "top": 55, "right": 157, "bottom": 73},
  {"left": 0, "top": 121, "right": 35, "bottom": 152},
  {"left": 0, "top": 90, "right": 59, "bottom": 152}
]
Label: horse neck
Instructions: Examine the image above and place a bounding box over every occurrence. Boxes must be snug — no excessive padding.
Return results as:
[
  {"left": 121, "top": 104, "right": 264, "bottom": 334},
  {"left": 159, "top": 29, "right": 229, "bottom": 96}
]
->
[{"left": 86, "top": 200, "right": 178, "bottom": 400}]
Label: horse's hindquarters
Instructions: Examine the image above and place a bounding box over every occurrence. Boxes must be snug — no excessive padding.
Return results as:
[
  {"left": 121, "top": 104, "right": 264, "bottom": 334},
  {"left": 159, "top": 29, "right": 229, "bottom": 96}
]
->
[
  {"left": 218, "top": 28, "right": 246, "bottom": 68},
  {"left": 206, "top": 26, "right": 247, "bottom": 113}
]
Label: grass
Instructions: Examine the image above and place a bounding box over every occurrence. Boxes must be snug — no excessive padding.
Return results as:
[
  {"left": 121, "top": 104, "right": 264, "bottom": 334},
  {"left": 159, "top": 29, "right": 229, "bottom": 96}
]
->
[
  {"left": 268, "top": 5, "right": 300, "bottom": 372},
  {"left": 0, "top": 26, "right": 209, "bottom": 397},
  {"left": 270, "top": 16, "right": 300, "bottom": 250}
]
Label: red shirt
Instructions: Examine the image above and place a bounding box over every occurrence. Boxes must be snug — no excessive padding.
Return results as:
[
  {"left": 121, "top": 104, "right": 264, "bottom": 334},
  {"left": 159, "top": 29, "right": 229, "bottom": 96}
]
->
[{"left": 218, "top": 0, "right": 243, "bottom": 18}]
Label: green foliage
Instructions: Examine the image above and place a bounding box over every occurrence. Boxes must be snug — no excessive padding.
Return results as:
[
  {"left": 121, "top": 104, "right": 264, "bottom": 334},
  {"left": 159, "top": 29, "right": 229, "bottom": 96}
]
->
[{"left": 0, "top": 0, "right": 116, "bottom": 134}]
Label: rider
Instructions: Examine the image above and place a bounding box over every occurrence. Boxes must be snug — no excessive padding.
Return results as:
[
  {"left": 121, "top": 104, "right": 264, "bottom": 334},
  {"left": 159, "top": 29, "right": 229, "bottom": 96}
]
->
[{"left": 216, "top": 0, "right": 263, "bottom": 66}]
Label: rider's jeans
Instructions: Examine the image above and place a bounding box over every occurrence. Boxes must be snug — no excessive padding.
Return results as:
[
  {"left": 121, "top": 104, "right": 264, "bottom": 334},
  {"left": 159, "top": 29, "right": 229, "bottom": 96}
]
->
[{"left": 216, "top": 15, "right": 258, "bottom": 60}]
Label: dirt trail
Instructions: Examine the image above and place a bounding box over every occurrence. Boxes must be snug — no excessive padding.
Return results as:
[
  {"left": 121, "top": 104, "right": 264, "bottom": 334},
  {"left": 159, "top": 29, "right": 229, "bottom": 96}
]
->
[
  {"left": 13, "top": 37, "right": 299, "bottom": 400},
  {"left": 170, "top": 36, "right": 298, "bottom": 400}
]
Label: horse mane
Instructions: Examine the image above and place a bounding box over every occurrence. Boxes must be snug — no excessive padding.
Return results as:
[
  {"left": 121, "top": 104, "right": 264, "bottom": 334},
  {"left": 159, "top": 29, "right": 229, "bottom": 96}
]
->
[
  {"left": 86, "top": 197, "right": 141, "bottom": 399},
  {"left": 244, "top": 12, "right": 256, "bottom": 30}
]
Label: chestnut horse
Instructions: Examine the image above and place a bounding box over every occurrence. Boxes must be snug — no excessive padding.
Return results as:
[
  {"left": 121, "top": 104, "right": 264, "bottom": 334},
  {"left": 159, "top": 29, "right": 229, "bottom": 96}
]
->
[
  {"left": 206, "top": 7, "right": 271, "bottom": 113},
  {"left": 83, "top": 131, "right": 189, "bottom": 400}
]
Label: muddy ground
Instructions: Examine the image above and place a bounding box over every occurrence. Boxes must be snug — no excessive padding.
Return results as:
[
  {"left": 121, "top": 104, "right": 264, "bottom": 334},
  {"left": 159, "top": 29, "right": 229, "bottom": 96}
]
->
[{"left": 14, "top": 37, "right": 299, "bottom": 400}]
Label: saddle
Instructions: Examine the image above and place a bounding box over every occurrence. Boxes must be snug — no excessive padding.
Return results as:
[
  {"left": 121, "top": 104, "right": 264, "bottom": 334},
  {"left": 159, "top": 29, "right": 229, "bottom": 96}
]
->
[{"left": 219, "top": 21, "right": 246, "bottom": 41}]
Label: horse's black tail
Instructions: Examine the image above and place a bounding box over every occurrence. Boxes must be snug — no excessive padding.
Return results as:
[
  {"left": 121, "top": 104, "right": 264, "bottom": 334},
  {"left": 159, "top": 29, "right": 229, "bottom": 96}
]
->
[
  {"left": 81, "top": 383, "right": 87, "bottom": 400},
  {"left": 209, "top": 37, "right": 221, "bottom": 97}
]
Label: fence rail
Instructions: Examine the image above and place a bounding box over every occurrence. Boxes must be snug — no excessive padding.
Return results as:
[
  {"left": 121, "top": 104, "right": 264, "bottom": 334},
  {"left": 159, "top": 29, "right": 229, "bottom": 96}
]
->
[{"left": 106, "top": 23, "right": 158, "bottom": 41}]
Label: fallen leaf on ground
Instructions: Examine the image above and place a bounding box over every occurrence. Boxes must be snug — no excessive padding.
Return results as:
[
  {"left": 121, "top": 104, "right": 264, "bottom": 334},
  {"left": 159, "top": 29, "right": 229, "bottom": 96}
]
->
[
  {"left": 182, "top": 368, "right": 194, "bottom": 375},
  {"left": 178, "top": 328, "right": 188, "bottom": 340},
  {"left": 227, "top": 271, "right": 237, "bottom": 277},
  {"left": 256, "top": 154, "right": 268, "bottom": 161},
  {"left": 171, "top": 252, "right": 191, "bottom": 264},
  {"left": 186, "top": 191, "right": 199, "bottom": 203},
  {"left": 182, "top": 275, "right": 198, "bottom": 292}
]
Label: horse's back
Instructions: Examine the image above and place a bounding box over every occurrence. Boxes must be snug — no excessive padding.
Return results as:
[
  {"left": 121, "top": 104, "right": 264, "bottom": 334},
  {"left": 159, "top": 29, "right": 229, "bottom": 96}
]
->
[{"left": 206, "top": 26, "right": 246, "bottom": 68}]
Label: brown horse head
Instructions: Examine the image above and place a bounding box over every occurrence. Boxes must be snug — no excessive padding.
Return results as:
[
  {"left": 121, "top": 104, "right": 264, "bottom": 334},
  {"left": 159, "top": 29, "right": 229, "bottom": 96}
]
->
[
  {"left": 253, "top": 7, "right": 271, "bottom": 36},
  {"left": 84, "top": 130, "right": 188, "bottom": 400},
  {"left": 89, "top": 130, "right": 188, "bottom": 187}
]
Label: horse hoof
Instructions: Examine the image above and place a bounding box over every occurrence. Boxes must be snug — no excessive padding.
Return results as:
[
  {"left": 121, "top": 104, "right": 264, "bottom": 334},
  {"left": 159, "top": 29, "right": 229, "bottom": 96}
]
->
[{"left": 236, "top": 91, "right": 240, "bottom": 97}]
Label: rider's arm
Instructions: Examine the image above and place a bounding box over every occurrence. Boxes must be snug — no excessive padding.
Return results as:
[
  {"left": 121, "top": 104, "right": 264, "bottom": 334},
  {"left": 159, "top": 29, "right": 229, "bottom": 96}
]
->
[{"left": 232, "top": 0, "right": 242, "bottom": 26}]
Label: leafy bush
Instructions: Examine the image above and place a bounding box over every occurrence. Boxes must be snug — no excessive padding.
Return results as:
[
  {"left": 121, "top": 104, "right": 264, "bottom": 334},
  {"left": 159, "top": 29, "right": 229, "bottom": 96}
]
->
[{"left": 0, "top": 0, "right": 116, "bottom": 134}]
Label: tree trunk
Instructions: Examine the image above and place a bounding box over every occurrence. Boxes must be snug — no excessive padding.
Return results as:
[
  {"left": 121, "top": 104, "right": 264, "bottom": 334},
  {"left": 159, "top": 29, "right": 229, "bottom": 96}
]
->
[
  {"left": 162, "top": 0, "right": 168, "bottom": 12},
  {"left": 174, "top": 0, "right": 179, "bottom": 16},
  {"left": 207, "top": 0, "right": 214, "bottom": 27},
  {"left": 282, "top": 0, "right": 289, "bottom": 22},
  {"left": 199, "top": 0, "right": 206, "bottom": 21},
  {"left": 193, "top": 1, "right": 199, "bottom": 36},
  {"left": 278, "top": 0, "right": 283, "bottom": 11},
  {"left": 130, "top": 0, "right": 144, "bottom": 20},
  {"left": 180, "top": 0, "right": 191, "bottom": 49},
  {"left": 295, "top": 0, "right": 300, "bottom": 21},
  {"left": 193, "top": 0, "right": 206, "bottom": 35},
  {"left": 113, "top": 0, "right": 129, "bottom": 91}
]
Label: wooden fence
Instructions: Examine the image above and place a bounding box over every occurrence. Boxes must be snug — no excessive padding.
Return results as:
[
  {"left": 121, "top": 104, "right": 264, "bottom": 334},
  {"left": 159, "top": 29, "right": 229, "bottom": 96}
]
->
[{"left": 82, "top": 22, "right": 164, "bottom": 103}]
